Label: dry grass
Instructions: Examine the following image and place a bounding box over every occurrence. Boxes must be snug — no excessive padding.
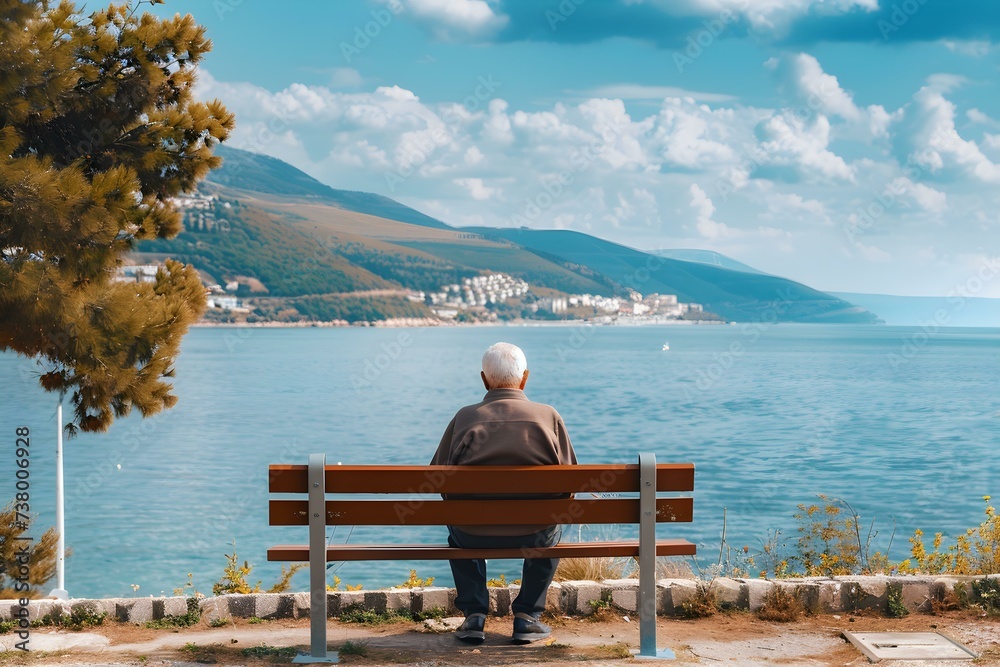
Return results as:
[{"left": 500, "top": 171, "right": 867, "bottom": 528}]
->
[
  {"left": 756, "top": 585, "right": 804, "bottom": 622},
  {"left": 554, "top": 555, "right": 695, "bottom": 582},
  {"left": 553, "top": 557, "right": 631, "bottom": 582},
  {"left": 679, "top": 581, "right": 719, "bottom": 619},
  {"left": 656, "top": 557, "right": 695, "bottom": 579}
]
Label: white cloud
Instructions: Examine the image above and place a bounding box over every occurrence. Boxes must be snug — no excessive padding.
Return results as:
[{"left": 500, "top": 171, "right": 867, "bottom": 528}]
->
[
  {"left": 607, "top": 187, "right": 660, "bottom": 228},
  {"left": 967, "top": 108, "right": 998, "bottom": 127},
  {"left": 767, "top": 53, "right": 861, "bottom": 122},
  {"left": 766, "top": 53, "right": 893, "bottom": 143},
  {"left": 756, "top": 111, "right": 855, "bottom": 182},
  {"left": 761, "top": 189, "right": 830, "bottom": 225},
  {"left": 642, "top": 0, "right": 878, "bottom": 30},
  {"left": 577, "top": 84, "right": 736, "bottom": 104},
  {"left": 887, "top": 178, "right": 948, "bottom": 214},
  {"left": 690, "top": 184, "right": 730, "bottom": 239},
  {"left": 942, "top": 40, "right": 991, "bottom": 58},
  {"left": 892, "top": 85, "right": 1000, "bottom": 184},
  {"left": 925, "top": 73, "right": 968, "bottom": 94},
  {"left": 463, "top": 145, "right": 484, "bottom": 165},
  {"left": 329, "top": 67, "right": 363, "bottom": 88},
  {"left": 854, "top": 241, "right": 892, "bottom": 262},
  {"left": 453, "top": 177, "right": 499, "bottom": 201},
  {"left": 400, "top": 0, "right": 507, "bottom": 38},
  {"left": 649, "top": 98, "right": 756, "bottom": 171}
]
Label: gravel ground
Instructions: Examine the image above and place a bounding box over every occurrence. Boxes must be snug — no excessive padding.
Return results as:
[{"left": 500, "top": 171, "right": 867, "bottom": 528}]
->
[{"left": 2, "top": 610, "right": 998, "bottom": 666}]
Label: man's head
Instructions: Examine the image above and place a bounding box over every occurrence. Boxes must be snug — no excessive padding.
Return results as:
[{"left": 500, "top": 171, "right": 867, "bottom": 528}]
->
[{"left": 481, "top": 342, "right": 529, "bottom": 391}]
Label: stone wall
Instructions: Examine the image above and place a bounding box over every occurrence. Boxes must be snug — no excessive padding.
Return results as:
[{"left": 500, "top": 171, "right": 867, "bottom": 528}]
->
[{"left": 1, "top": 575, "right": 997, "bottom": 624}]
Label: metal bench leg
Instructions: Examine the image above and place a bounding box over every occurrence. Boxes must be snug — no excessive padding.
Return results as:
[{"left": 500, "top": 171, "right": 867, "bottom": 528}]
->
[
  {"left": 635, "top": 452, "right": 675, "bottom": 660},
  {"left": 293, "top": 453, "right": 338, "bottom": 664}
]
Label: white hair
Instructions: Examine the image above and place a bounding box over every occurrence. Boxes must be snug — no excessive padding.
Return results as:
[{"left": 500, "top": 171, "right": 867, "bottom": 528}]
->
[{"left": 482, "top": 342, "right": 527, "bottom": 388}]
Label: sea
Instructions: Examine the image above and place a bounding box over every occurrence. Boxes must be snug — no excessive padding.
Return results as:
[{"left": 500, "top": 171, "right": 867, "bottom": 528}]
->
[{"left": 1, "top": 323, "right": 998, "bottom": 599}]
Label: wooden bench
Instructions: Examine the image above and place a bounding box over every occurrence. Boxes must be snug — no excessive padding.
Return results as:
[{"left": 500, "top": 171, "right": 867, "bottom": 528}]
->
[{"left": 268, "top": 453, "right": 695, "bottom": 663}]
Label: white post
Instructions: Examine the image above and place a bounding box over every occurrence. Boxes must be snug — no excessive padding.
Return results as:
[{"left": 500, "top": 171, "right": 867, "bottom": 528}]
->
[{"left": 50, "top": 402, "right": 68, "bottom": 600}]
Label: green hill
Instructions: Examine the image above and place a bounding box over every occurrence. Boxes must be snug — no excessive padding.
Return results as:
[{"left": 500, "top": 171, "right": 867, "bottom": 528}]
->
[
  {"left": 139, "top": 198, "right": 389, "bottom": 296},
  {"left": 472, "top": 228, "right": 879, "bottom": 323},
  {"left": 144, "top": 147, "right": 880, "bottom": 323},
  {"left": 650, "top": 248, "right": 766, "bottom": 275},
  {"left": 208, "top": 145, "right": 451, "bottom": 230}
]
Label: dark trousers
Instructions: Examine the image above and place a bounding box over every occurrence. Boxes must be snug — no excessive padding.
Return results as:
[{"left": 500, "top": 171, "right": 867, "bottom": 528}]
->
[{"left": 447, "top": 526, "right": 561, "bottom": 617}]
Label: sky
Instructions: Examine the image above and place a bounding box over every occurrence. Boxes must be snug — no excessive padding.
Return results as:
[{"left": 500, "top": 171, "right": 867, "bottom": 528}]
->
[{"left": 149, "top": 0, "right": 1000, "bottom": 298}]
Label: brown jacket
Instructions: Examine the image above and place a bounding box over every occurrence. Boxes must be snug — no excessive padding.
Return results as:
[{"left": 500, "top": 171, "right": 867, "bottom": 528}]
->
[{"left": 431, "top": 388, "right": 577, "bottom": 535}]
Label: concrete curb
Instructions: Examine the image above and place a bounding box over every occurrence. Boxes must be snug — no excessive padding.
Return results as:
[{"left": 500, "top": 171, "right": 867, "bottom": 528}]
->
[{"left": 1, "top": 574, "right": 996, "bottom": 624}]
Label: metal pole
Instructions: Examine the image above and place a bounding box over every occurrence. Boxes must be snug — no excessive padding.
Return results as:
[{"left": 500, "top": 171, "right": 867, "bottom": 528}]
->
[
  {"left": 294, "top": 453, "right": 337, "bottom": 664},
  {"left": 635, "top": 452, "right": 674, "bottom": 660},
  {"left": 50, "top": 402, "right": 68, "bottom": 600}
]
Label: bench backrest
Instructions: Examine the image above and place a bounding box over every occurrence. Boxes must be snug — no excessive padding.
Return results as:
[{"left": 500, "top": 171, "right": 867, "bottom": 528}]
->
[{"left": 268, "top": 463, "right": 695, "bottom": 528}]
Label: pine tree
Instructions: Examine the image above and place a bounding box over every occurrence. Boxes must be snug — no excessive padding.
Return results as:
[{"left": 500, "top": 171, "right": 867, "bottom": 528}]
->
[
  {"left": 0, "top": 0, "right": 234, "bottom": 433},
  {"left": 0, "top": 503, "right": 60, "bottom": 599}
]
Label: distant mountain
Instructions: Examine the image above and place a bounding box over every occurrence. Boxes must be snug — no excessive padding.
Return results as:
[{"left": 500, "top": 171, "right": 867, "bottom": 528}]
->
[
  {"left": 149, "top": 146, "right": 881, "bottom": 323},
  {"left": 649, "top": 249, "right": 766, "bottom": 275},
  {"left": 473, "top": 228, "right": 880, "bottom": 323},
  {"left": 208, "top": 145, "right": 451, "bottom": 230},
  {"left": 832, "top": 292, "right": 1000, "bottom": 327}
]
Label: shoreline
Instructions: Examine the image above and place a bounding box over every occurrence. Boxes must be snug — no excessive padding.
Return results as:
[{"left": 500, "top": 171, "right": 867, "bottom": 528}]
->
[{"left": 190, "top": 318, "right": 730, "bottom": 329}]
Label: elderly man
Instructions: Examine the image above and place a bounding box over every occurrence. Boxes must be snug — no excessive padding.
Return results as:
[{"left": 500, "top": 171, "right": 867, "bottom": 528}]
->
[{"left": 431, "top": 342, "right": 577, "bottom": 645}]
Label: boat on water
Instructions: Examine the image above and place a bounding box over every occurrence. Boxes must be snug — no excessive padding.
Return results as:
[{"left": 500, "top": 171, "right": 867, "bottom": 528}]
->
[{"left": 662, "top": 342, "right": 670, "bottom": 351}]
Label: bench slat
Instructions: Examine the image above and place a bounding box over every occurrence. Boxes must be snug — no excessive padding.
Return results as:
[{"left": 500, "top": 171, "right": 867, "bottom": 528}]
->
[
  {"left": 269, "top": 464, "right": 694, "bottom": 494},
  {"left": 269, "top": 497, "right": 692, "bottom": 526},
  {"left": 267, "top": 539, "right": 697, "bottom": 561}
]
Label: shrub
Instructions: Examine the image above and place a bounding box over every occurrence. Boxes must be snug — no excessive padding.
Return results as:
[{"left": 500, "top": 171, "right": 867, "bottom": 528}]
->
[
  {"left": 792, "top": 495, "right": 892, "bottom": 576},
  {"left": 679, "top": 581, "right": 718, "bottom": 619},
  {"left": 241, "top": 644, "right": 298, "bottom": 659},
  {"left": 971, "top": 577, "right": 1000, "bottom": 616},
  {"left": 887, "top": 583, "right": 909, "bottom": 618},
  {"left": 327, "top": 575, "right": 362, "bottom": 591},
  {"left": 213, "top": 540, "right": 261, "bottom": 596},
  {"left": 397, "top": 570, "right": 434, "bottom": 589},
  {"left": 905, "top": 497, "right": 1000, "bottom": 575},
  {"left": 756, "top": 585, "right": 803, "bottom": 622},
  {"left": 34, "top": 606, "right": 106, "bottom": 631},
  {"left": 144, "top": 598, "right": 201, "bottom": 629},
  {"left": 486, "top": 574, "right": 520, "bottom": 587},
  {"left": 268, "top": 563, "right": 306, "bottom": 593},
  {"left": 338, "top": 640, "right": 369, "bottom": 657},
  {"left": 338, "top": 605, "right": 412, "bottom": 625}
]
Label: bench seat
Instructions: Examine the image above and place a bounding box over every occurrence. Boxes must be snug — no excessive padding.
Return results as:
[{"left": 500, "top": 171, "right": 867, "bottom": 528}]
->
[{"left": 268, "top": 538, "right": 697, "bottom": 562}]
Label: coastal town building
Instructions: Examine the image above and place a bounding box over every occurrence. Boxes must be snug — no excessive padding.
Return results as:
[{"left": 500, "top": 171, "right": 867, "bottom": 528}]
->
[
  {"left": 170, "top": 191, "right": 231, "bottom": 232},
  {"left": 115, "top": 264, "right": 160, "bottom": 283},
  {"left": 425, "top": 272, "right": 529, "bottom": 314}
]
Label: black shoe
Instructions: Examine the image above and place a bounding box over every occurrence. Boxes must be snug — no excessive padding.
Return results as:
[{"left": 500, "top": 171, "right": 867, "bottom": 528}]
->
[
  {"left": 455, "top": 613, "right": 486, "bottom": 644},
  {"left": 511, "top": 612, "right": 551, "bottom": 644}
]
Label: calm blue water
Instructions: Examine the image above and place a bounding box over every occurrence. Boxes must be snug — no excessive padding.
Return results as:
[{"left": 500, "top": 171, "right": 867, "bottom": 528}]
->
[{"left": 1, "top": 324, "right": 998, "bottom": 599}]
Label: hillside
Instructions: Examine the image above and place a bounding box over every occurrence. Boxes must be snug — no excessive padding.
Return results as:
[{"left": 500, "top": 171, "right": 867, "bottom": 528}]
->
[
  {"left": 473, "top": 228, "right": 879, "bottom": 323},
  {"left": 204, "top": 183, "right": 621, "bottom": 298},
  {"left": 650, "top": 248, "right": 766, "bottom": 275},
  {"left": 138, "top": 198, "right": 389, "bottom": 296},
  {"left": 208, "top": 145, "right": 451, "bottom": 230},
  {"left": 138, "top": 146, "right": 881, "bottom": 324}
]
